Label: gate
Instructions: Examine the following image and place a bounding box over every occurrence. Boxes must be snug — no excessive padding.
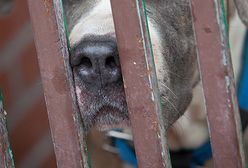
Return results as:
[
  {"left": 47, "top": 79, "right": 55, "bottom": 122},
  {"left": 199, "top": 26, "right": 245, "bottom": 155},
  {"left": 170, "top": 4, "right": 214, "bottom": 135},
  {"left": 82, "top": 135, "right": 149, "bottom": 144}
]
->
[{"left": 0, "top": 0, "right": 245, "bottom": 167}]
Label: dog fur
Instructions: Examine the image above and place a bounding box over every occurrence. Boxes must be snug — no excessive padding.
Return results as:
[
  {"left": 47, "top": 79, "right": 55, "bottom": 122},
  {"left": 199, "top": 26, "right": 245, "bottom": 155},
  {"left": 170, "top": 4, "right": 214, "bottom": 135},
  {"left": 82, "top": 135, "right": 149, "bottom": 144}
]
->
[
  {"left": 64, "top": 0, "right": 198, "bottom": 133},
  {"left": 63, "top": 0, "right": 246, "bottom": 162}
]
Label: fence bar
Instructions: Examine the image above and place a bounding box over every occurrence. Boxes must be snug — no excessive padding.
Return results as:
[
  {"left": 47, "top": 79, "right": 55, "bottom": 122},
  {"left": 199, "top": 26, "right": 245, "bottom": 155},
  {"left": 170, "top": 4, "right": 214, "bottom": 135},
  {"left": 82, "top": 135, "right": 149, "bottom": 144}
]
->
[
  {"left": 28, "top": 0, "right": 87, "bottom": 167},
  {"left": 191, "top": 0, "right": 245, "bottom": 167},
  {"left": 0, "top": 93, "right": 14, "bottom": 168},
  {"left": 111, "top": 0, "right": 171, "bottom": 168}
]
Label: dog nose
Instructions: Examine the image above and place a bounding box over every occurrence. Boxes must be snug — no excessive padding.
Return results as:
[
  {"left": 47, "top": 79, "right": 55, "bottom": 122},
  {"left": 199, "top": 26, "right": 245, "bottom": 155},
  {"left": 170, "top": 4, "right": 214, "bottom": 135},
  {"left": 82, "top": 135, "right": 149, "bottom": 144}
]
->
[{"left": 71, "top": 37, "right": 121, "bottom": 87}]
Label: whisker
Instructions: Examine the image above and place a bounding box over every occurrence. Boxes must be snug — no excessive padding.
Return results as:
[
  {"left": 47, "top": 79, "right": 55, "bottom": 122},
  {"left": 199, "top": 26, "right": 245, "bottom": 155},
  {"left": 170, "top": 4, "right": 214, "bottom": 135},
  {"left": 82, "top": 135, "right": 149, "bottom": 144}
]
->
[
  {"left": 162, "top": 95, "right": 179, "bottom": 114},
  {"left": 164, "top": 69, "right": 191, "bottom": 80},
  {"left": 160, "top": 82, "right": 178, "bottom": 99}
]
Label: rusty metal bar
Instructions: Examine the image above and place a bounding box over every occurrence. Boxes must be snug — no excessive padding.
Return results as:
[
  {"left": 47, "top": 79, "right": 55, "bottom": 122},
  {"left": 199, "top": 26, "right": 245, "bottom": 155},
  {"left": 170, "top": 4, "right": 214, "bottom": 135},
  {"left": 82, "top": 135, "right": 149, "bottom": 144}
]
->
[
  {"left": 111, "top": 0, "right": 171, "bottom": 168},
  {"left": 0, "top": 93, "right": 15, "bottom": 168},
  {"left": 28, "top": 0, "right": 88, "bottom": 168},
  {"left": 190, "top": 0, "right": 245, "bottom": 167}
]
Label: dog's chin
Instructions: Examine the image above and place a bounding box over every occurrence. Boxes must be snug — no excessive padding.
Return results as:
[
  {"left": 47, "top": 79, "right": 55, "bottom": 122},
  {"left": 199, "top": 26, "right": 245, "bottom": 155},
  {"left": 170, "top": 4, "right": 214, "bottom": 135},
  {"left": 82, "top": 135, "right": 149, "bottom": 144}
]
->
[
  {"left": 95, "top": 120, "right": 131, "bottom": 132},
  {"left": 94, "top": 106, "right": 130, "bottom": 131},
  {"left": 82, "top": 105, "right": 130, "bottom": 132}
]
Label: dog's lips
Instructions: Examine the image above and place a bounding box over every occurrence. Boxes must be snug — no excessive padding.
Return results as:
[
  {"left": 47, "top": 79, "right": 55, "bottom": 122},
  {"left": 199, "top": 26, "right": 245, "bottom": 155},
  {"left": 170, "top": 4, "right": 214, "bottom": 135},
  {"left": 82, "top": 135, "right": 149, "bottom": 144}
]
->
[
  {"left": 75, "top": 82, "right": 129, "bottom": 131},
  {"left": 93, "top": 105, "right": 130, "bottom": 130},
  {"left": 96, "top": 122, "right": 130, "bottom": 131}
]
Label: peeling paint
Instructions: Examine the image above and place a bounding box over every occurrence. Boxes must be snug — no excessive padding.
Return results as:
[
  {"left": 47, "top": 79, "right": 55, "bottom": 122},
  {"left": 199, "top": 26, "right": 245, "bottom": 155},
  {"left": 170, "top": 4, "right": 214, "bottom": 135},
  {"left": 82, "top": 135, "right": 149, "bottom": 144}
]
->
[
  {"left": 151, "top": 92, "right": 155, "bottom": 102},
  {"left": 225, "top": 76, "right": 231, "bottom": 93},
  {"left": 191, "top": 0, "right": 245, "bottom": 166}
]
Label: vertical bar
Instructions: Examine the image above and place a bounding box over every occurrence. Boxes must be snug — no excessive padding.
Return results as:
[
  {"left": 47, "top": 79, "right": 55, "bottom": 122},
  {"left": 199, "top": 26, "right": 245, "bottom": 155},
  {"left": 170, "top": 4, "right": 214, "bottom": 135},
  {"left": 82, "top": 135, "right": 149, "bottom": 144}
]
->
[
  {"left": 111, "top": 0, "right": 171, "bottom": 168},
  {"left": 191, "top": 0, "right": 245, "bottom": 167},
  {"left": 28, "top": 0, "right": 88, "bottom": 168},
  {"left": 0, "top": 93, "right": 14, "bottom": 168}
]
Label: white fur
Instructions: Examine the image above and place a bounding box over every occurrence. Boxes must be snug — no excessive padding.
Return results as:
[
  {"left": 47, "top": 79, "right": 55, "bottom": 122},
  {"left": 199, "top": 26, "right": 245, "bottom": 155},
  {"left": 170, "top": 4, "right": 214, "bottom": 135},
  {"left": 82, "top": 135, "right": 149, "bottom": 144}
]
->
[
  {"left": 69, "top": 0, "right": 115, "bottom": 45},
  {"left": 229, "top": 11, "right": 247, "bottom": 82},
  {"left": 168, "top": 82, "right": 209, "bottom": 150}
]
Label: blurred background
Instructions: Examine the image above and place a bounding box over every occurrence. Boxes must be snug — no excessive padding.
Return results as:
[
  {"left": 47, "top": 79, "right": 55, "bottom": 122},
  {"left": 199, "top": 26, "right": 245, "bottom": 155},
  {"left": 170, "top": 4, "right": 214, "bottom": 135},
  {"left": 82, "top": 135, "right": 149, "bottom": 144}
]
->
[
  {"left": 0, "top": 0, "right": 247, "bottom": 168},
  {"left": 0, "top": 0, "right": 127, "bottom": 167},
  {"left": 0, "top": 0, "right": 56, "bottom": 167}
]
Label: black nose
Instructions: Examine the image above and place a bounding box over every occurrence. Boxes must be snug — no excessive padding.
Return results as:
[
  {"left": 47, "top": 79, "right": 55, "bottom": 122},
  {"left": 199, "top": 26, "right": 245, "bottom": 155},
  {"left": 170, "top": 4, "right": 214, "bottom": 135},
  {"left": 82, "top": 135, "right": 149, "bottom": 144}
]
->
[{"left": 70, "top": 36, "right": 121, "bottom": 87}]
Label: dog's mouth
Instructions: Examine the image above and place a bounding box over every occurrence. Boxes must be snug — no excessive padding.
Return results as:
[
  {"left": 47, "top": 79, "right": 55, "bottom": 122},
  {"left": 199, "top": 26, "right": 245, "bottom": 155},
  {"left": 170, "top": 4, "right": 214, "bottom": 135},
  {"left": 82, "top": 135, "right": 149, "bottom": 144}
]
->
[
  {"left": 76, "top": 84, "right": 130, "bottom": 132},
  {"left": 82, "top": 104, "right": 130, "bottom": 132},
  {"left": 93, "top": 105, "right": 130, "bottom": 131}
]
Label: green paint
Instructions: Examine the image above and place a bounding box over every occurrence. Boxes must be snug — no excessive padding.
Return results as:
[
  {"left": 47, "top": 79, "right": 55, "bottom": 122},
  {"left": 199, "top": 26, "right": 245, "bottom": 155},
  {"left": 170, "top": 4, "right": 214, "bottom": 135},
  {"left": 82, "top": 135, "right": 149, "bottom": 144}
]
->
[
  {"left": 142, "top": 0, "right": 155, "bottom": 66},
  {"left": 0, "top": 90, "right": 3, "bottom": 103},
  {"left": 220, "top": 0, "right": 229, "bottom": 33},
  {"left": 86, "top": 143, "right": 92, "bottom": 168},
  {"left": 59, "top": 3, "right": 91, "bottom": 168},
  {"left": 0, "top": 90, "right": 3, "bottom": 113},
  {"left": 60, "top": 0, "right": 71, "bottom": 51}
]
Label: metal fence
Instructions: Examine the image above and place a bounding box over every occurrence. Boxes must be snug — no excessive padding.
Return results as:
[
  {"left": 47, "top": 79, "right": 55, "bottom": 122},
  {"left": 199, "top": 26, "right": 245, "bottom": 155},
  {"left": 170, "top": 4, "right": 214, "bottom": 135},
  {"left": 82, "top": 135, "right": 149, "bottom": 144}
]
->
[
  {"left": 0, "top": 0, "right": 245, "bottom": 167},
  {"left": 0, "top": 92, "right": 14, "bottom": 168}
]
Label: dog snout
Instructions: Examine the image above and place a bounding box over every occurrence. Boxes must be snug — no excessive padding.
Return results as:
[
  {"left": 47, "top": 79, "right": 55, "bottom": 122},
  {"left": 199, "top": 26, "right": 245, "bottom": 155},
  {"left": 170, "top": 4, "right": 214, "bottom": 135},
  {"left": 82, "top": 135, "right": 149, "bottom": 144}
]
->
[{"left": 71, "top": 36, "right": 121, "bottom": 88}]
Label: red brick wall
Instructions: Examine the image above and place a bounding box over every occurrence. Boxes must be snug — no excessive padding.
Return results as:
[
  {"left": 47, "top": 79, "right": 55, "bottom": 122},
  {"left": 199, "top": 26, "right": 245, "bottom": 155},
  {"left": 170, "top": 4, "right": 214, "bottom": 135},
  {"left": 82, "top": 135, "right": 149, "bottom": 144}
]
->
[{"left": 0, "top": 1, "right": 56, "bottom": 167}]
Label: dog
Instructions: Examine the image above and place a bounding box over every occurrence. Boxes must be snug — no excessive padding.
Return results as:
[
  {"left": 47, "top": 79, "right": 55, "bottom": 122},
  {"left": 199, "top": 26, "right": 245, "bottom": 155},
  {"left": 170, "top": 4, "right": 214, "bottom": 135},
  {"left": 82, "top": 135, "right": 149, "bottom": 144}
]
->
[
  {"left": 64, "top": 0, "right": 198, "bottom": 133},
  {"left": 63, "top": 0, "right": 246, "bottom": 167}
]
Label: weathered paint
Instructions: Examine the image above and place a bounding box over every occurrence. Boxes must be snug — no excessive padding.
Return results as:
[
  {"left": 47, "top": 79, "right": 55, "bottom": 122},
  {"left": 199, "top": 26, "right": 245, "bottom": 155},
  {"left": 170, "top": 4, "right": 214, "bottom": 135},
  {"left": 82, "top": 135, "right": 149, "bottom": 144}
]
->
[
  {"left": 190, "top": 0, "right": 245, "bottom": 167},
  {"left": 110, "top": 0, "right": 171, "bottom": 167},
  {"left": 28, "top": 0, "right": 89, "bottom": 167}
]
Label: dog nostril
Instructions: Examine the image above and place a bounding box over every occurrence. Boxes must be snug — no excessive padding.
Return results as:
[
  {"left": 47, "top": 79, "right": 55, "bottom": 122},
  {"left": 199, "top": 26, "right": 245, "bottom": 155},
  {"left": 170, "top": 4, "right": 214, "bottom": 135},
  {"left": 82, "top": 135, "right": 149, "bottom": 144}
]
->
[
  {"left": 80, "top": 57, "right": 92, "bottom": 68},
  {"left": 105, "top": 56, "right": 117, "bottom": 69}
]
